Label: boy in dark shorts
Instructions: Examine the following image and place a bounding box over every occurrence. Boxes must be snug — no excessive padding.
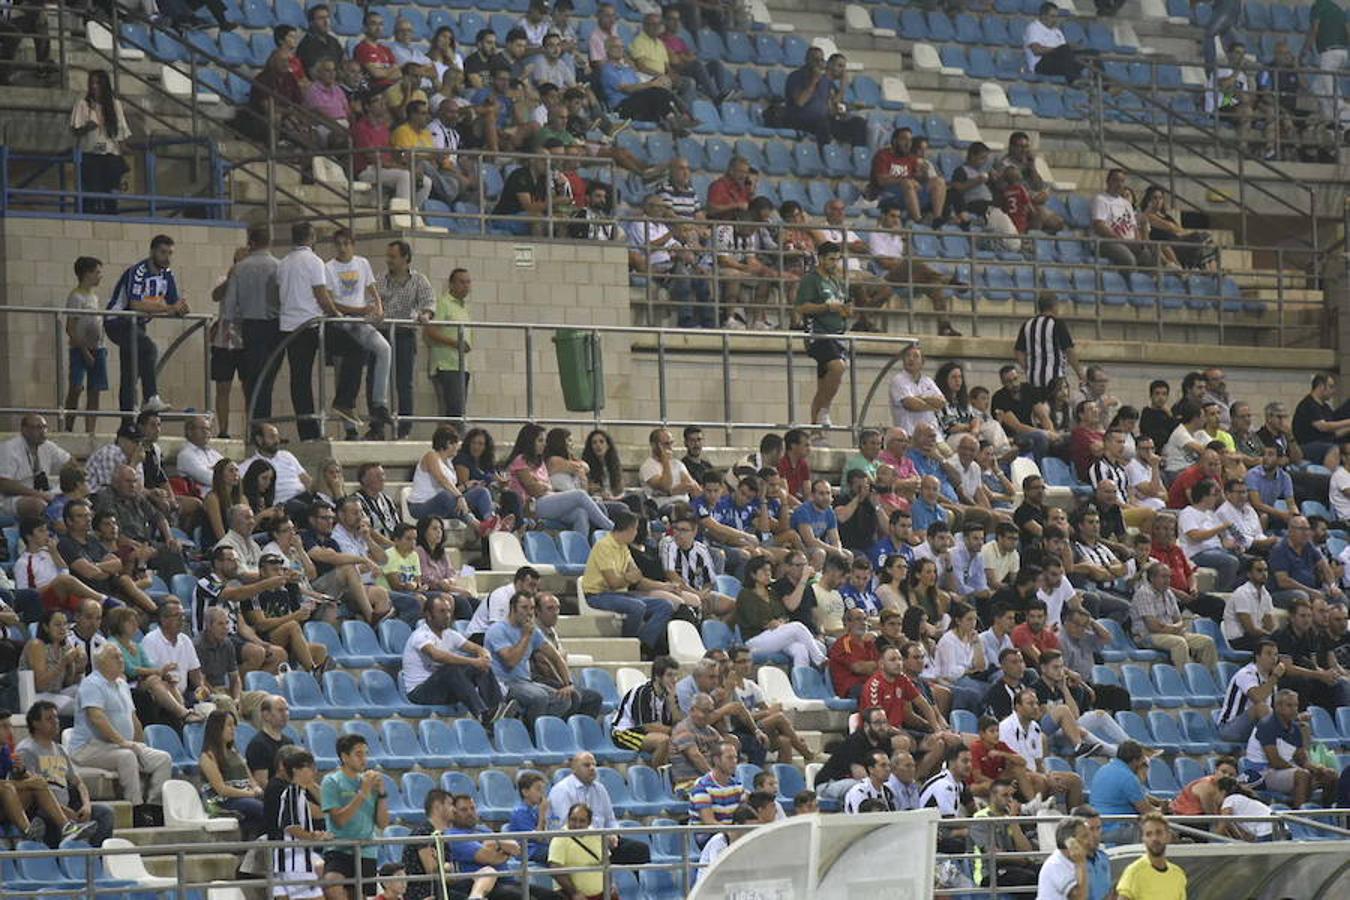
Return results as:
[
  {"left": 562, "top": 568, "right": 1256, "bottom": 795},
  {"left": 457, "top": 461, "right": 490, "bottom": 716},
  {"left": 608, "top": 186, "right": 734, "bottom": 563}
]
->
[{"left": 794, "top": 242, "right": 852, "bottom": 435}]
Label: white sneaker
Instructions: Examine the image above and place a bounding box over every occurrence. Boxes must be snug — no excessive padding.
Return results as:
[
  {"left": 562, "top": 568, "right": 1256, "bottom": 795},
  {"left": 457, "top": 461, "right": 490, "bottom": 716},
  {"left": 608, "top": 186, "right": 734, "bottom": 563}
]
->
[
  {"left": 724, "top": 309, "right": 748, "bottom": 330},
  {"left": 142, "top": 395, "right": 171, "bottom": 413}
]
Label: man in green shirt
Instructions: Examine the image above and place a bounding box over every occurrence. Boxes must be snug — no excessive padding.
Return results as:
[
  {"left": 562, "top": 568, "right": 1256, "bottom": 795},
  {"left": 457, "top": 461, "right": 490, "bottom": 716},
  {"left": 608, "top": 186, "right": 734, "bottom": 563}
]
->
[
  {"left": 1304, "top": 0, "right": 1348, "bottom": 124},
  {"left": 320, "top": 733, "right": 389, "bottom": 897},
  {"left": 425, "top": 267, "right": 472, "bottom": 418},
  {"left": 795, "top": 242, "right": 852, "bottom": 434}
]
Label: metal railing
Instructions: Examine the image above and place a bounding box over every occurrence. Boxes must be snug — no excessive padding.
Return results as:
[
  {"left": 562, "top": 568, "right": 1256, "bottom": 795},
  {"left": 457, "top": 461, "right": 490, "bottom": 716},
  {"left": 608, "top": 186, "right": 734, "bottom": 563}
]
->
[{"left": 0, "top": 810, "right": 1344, "bottom": 899}]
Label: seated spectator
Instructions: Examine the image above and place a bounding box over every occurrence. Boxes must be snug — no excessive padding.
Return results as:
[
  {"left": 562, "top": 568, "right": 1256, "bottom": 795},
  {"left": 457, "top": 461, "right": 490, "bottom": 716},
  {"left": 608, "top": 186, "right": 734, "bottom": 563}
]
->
[
  {"left": 580, "top": 511, "right": 688, "bottom": 650},
  {"left": 737, "top": 557, "right": 828, "bottom": 668},
  {"left": 407, "top": 425, "right": 500, "bottom": 536},
  {"left": 68, "top": 644, "right": 172, "bottom": 827},
  {"left": 725, "top": 646, "right": 816, "bottom": 763},
  {"left": 970, "top": 777, "right": 1039, "bottom": 888},
  {"left": 193, "top": 546, "right": 290, "bottom": 674},
  {"left": 1149, "top": 513, "right": 1226, "bottom": 621},
  {"left": 669, "top": 693, "right": 729, "bottom": 791},
  {"left": 1269, "top": 515, "right": 1344, "bottom": 610},
  {"left": 828, "top": 607, "right": 880, "bottom": 699},
  {"left": 240, "top": 553, "right": 330, "bottom": 675},
  {"left": 1274, "top": 597, "right": 1350, "bottom": 711},
  {"left": 21, "top": 609, "right": 83, "bottom": 716},
  {"left": 491, "top": 140, "right": 572, "bottom": 236},
  {"left": 597, "top": 35, "right": 689, "bottom": 129},
  {"left": 389, "top": 17, "right": 436, "bottom": 85},
  {"left": 994, "top": 132, "right": 1065, "bottom": 233},
  {"left": 486, "top": 592, "right": 601, "bottom": 727},
  {"left": 0, "top": 415, "right": 70, "bottom": 522},
  {"left": 1215, "top": 477, "right": 1272, "bottom": 555},
  {"left": 1138, "top": 186, "right": 1212, "bottom": 269},
  {"left": 1221, "top": 558, "right": 1278, "bottom": 651},
  {"left": 200, "top": 460, "right": 240, "bottom": 544},
  {"left": 401, "top": 790, "right": 499, "bottom": 900},
  {"left": 842, "top": 750, "right": 897, "bottom": 813},
  {"left": 1128, "top": 562, "right": 1218, "bottom": 670},
  {"left": 296, "top": 3, "right": 343, "bottom": 79},
  {"left": 998, "top": 688, "right": 1084, "bottom": 810},
  {"left": 1215, "top": 638, "right": 1283, "bottom": 746},
  {"left": 1242, "top": 688, "right": 1339, "bottom": 806},
  {"left": 353, "top": 10, "right": 399, "bottom": 91},
  {"left": 783, "top": 46, "right": 867, "bottom": 148},
  {"left": 195, "top": 606, "right": 243, "bottom": 703},
  {"left": 611, "top": 655, "right": 677, "bottom": 765},
  {"left": 1091, "top": 168, "right": 1157, "bottom": 270},
  {"left": 660, "top": 6, "right": 730, "bottom": 103},
  {"left": 301, "top": 58, "right": 349, "bottom": 147},
  {"left": 1177, "top": 480, "right": 1241, "bottom": 590},
  {"left": 106, "top": 605, "right": 200, "bottom": 725},
  {"left": 352, "top": 92, "right": 429, "bottom": 206},
  {"left": 932, "top": 602, "right": 989, "bottom": 712},
  {"left": 198, "top": 710, "right": 266, "bottom": 839},
  {"left": 401, "top": 595, "right": 506, "bottom": 727},
  {"left": 392, "top": 99, "right": 463, "bottom": 207},
  {"left": 687, "top": 739, "right": 748, "bottom": 828},
  {"left": 463, "top": 27, "right": 512, "bottom": 86},
  {"left": 869, "top": 128, "right": 948, "bottom": 225},
  {"left": 245, "top": 49, "right": 316, "bottom": 149},
  {"left": 14, "top": 517, "right": 111, "bottom": 614},
  {"left": 46, "top": 463, "right": 90, "bottom": 532},
  {"left": 546, "top": 751, "right": 651, "bottom": 865},
  {"left": 1023, "top": 2, "right": 1095, "bottom": 84},
  {"left": 17, "top": 701, "right": 112, "bottom": 846}
]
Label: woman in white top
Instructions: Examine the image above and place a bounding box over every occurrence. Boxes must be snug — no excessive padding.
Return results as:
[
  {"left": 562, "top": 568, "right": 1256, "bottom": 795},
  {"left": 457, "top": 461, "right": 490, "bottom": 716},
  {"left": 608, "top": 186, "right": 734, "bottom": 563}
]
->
[
  {"left": 407, "top": 424, "right": 511, "bottom": 537},
  {"left": 931, "top": 602, "right": 988, "bottom": 713},
  {"left": 70, "top": 70, "right": 130, "bottom": 215}
]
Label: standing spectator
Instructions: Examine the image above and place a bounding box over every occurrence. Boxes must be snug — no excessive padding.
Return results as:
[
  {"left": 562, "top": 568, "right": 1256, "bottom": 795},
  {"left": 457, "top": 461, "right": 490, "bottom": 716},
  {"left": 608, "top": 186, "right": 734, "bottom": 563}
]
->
[
  {"left": 426, "top": 268, "right": 473, "bottom": 419},
  {"left": 63, "top": 256, "right": 107, "bottom": 433},
  {"left": 68, "top": 644, "right": 172, "bottom": 827},
  {"left": 213, "top": 227, "right": 280, "bottom": 425},
  {"left": 18, "top": 700, "right": 113, "bottom": 846},
  {"left": 782, "top": 47, "right": 867, "bottom": 148},
  {"left": 0, "top": 0, "right": 53, "bottom": 84},
  {"left": 70, "top": 70, "right": 128, "bottom": 215},
  {"left": 796, "top": 243, "right": 852, "bottom": 432},
  {"left": 375, "top": 241, "right": 434, "bottom": 438},
  {"left": 1302, "top": 0, "right": 1348, "bottom": 124},
  {"left": 1128, "top": 562, "right": 1218, "bottom": 669},
  {"left": 263, "top": 746, "right": 329, "bottom": 899},
  {"left": 320, "top": 734, "right": 390, "bottom": 898},
  {"left": 105, "top": 235, "right": 183, "bottom": 414},
  {"left": 1014, "top": 293, "right": 1082, "bottom": 403},
  {"left": 1091, "top": 170, "right": 1157, "bottom": 270},
  {"left": 402, "top": 596, "right": 506, "bottom": 725},
  {"left": 1037, "top": 816, "right": 1091, "bottom": 900},
  {"left": 324, "top": 228, "right": 393, "bottom": 441},
  {"left": 1024, "top": 2, "right": 1094, "bottom": 84},
  {"left": 276, "top": 223, "right": 337, "bottom": 442}
]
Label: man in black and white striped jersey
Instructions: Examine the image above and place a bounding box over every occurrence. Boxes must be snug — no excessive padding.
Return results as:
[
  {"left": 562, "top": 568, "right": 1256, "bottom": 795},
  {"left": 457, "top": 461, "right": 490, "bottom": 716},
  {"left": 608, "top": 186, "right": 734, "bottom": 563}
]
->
[
  {"left": 1215, "top": 638, "right": 1283, "bottom": 744},
  {"left": 1013, "top": 292, "right": 1084, "bottom": 404}
]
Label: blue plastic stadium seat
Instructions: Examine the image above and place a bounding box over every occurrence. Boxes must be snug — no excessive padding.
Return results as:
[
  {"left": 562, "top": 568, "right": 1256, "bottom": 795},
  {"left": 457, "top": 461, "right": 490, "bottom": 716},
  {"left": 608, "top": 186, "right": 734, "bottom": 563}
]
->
[
  {"left": 146, "top": 723, "right": 196, "bottom": 774},
  {"left": 571, "top": 713, "right": 634, "bottom": 763},
  {"left": 1098, "top": 618, "right": 1164, "bottom": 662},
  {"left": 1120, "top": 665, "right": 1159, "bottom": 709},
  {"left": 1146, "top": 758, "right": 1182, "bottom": 799},
  {"left": 455, "top": 718, "right": 512, "bottom": 766},
  {"left": 361, "top": 669, "right": 425, "bottom": 718},
  {"left": 596, "top": 766, "right": 641, "bottom": 817},
  {"left": 792, "top": 666, "right": 857, "bottom": 711},
  {"left": 274, "top": 0, "right": 305, "bottom": 28},
  {"left": 939, "top": 45, "right": 968, "bottom": 73},
  {"left": 379, "top": 618, "right": 412, "bottom": 656},
  {"left": 927, "top": 10, "right": 956, "bottom": 41},
  {"left": 305, "top": 721, "right": 340, "bottom": 770},
  {"left": 523, "top": 531, "right": 582, "bottom": 576},
  {"left": 493, "top": 715, "right": 554, "bottom": 764},
  {"left": 244, "top": 669, "right": 280, "bottom": 695},
  {"left": 281, "top": 670, "right": 329, "bottom": 718},
  {"left": 344, "top": 720, "right": 414, "bottom": 769},
  {"left": 1183, "top": 663, "right": 1222, "bottom": 706},
  {"left": 305, "top": 621, "right": 358, "bottom": 667},
  {"left": 578, "top": 668, "right": 621, "bottom": 713},
  {"left": 966, "top": 46, "right": 996, "bottom": 79},
  {"left": 418, "top": 718, "right": 462, "bottom": 761},
  {"left": 321, "top": 670, "right": 366, "bottom": 718},
  {"left": 1191, "top": 617, "right": 1251, "bottom": 663},
  {"left": 1113, "top": 710, "right": 1156, "bottom": 748},
  {"left": 1180, "top": 709, "right": 1240, "bottom": 753},
  {"left": 1148, "top": 664, "right": 1187, "bottom": 708},
  {"left": 1149, "top": 711, "right": 1206, "bottom": 754},
  {"left": 401, "top": 770, "right": 436, "bottom": 816},
  {"left": 343, "top": 620, "right": 400, "bottom": 666},
  {"left": 899, "top": 9, "right": 929, "bottom": 39},
  {"left": 383, "top": 720, "right": 438, "bottom": 768},
  {"left": 1308, "top": 707, "right": 1346, "bottom": 749}
]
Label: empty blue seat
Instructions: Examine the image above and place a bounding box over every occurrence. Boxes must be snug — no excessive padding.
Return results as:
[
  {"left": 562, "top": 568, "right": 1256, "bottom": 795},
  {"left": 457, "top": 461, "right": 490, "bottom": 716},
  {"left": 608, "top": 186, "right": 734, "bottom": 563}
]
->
[
  {"left": 343, "top": 620, "right": 400, "bottom": 666},
  {"left": 241, "top": 0, "right": 274, "bottom": 28},
  {"left": 455, "top": 718, "right": 513, "bottom": 766},
  {"left": 1147, "top": 758, "right": 1182, "bottom": 799},
  {"left": 360, "top": 668, "right": 425, "bottom": 719},
  {"left": 792, "top": 142, "right": 823, "bottom": 177},
  {"left": 981, "top": 16, "right": 1012, "bottom": 46},
  {"left": 1113, "top": 710, "right": 1155, "bottom": 748},
  {"left": 899, "top": 9, "right": 929, "bottom": 39},
  {"left": 495, "top": 716, "right": 555, "bottom": 764},
  {"left": 306, "top": 721, "right": 340, "bottom": 770},
  {"left": 753, "top": 33, "right": 783, "bottom": 65},
  {"left": 570, "top": 713, "right": 633, "bottom": 764},
  {"left": 383, "top": 719, "right": 438, "bottom": 768},
  {"left": 596, "top": 766, "right": 641, "bottom": 817},
  {"left": 1191, "top": 617, "right": 1251, "bottom": 663},
  {"left": 927, "top": 10, "right": 956, "bottom": 41},
  {"left": 1148, "top": 711, "right": 1206, "bottom": 754},
  {"left": 322, "top": 670, "right": 365, "bottom": 718},
  {"left": 282, "top": 671, "right": 329, "bottom": 718},
  {"left": 151, "top": 30, "right": 188, "bottom": 62},
  {"left": 419, "top": 718, "right": 462, "bottom": 759},
  {"left": 939, "top": 45, "right": 968, "bottom": 73},
  {"left": 1076, "top": 756, "right": 1103, "bottom": 789},
  {"left": 523, "top": 531, "right": 582, "bottom": 576},
  {"left": 401, "top": 771, "right": 435, "bottom": 818},
  {"left": 966, "top": 46, "right": 996, "bottom": 79},
  {"left": 1099, "top": 618, "right": 1165, "bottom": 662},
  {"left": 1308, "top": 707, "right": 1346, "bottom": 748},
  {"left": 146, "top": 723, "right": 196, "bottom": 774},
  {"left": 578, "top": 668, "right": 620, "bottom": 712},
  {"left": 704, "top": 138, "right": 733, "bottom": 172},
  {"left": 720, "top": 102, "right": 752, "bottom": 136},
  {"left": 1180, "top": 709, "right": 1241, "bottom": 753},
  {"left": 245, "top": 669, "right": 280, "bottom": 695},
  {"left": 791, "top": 666, "right": 856, "bottom": 711},
  {"left": 771, "top": 763, "right": 806, "bottom": 805},
  {"left": 1148, "top": 664, "right": 1187, "bottom": 708},
  {"left": 1174, "top": 757, "right": 1207, "bottom": 788},
  {"left": 629, "top": 764, "right": 684, "bottom": 816},
  {"left": 274, "top": 0, "right": 305, "bottom": 28},
  {"left": 1183, "top": 663, "right": 1222, "bottom": 706},
  {"left": 306, "top": 621, "right": 360, "bottom": 667},
  {"left": 1120, "top": 665, "right": 1159, "bottom": 709},
  {"left": 379, "top": 618, "right": 413, "bottom": 656}
]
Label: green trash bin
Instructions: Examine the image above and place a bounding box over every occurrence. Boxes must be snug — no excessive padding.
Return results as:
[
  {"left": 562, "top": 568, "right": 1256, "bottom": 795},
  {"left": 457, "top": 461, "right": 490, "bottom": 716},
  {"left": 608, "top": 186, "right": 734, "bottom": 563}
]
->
[{"left": 553, "top": 328, "right": 605, "bottom": 412}]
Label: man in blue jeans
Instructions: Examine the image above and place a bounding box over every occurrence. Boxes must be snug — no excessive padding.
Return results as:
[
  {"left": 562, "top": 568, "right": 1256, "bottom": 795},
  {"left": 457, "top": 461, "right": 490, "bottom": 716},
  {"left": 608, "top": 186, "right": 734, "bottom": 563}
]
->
[
  {"left": 105, "top": 234, "right": 184, "bottom": 414},
  {"left": 580, "top": 510, "right": 684, "bottom": 655},
  {"left": 486, "top": 592, "right": 602, "bottom": 728}
]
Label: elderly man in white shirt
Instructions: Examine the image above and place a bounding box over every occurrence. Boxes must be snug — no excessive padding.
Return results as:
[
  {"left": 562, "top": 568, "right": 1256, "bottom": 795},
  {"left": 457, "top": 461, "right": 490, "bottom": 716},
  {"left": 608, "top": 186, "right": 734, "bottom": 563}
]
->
[
  {"left": 1176, "top": 479, "right": 1240, "bottom": 591},
  {"left": 0, "top": 415, "right": 71, "bottom": 520},
  {"left": 888, "top": 344, "right": 944, "bottom": 436},
  {"left": 174, "top": 415, "right": 224, "bottom": 497},
  {"left": 1215, "top": 476, "right": 1275, "bottom": 555}
]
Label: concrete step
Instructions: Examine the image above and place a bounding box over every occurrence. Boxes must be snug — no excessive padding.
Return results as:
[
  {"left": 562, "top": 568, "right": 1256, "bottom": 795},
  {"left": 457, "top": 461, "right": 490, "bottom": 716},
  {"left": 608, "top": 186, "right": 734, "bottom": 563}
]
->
[
  {"left": 116, "top": 824, "right": 240, "bottom": 847},
  {"left": 564, "top": 636, "right": 642, "bottom": 662},
  {"left": 557, "top": 614, "right": 624, "bottom": 639},
  {"left": 142, "top": 851, "right": 246, "bottom": 884}
]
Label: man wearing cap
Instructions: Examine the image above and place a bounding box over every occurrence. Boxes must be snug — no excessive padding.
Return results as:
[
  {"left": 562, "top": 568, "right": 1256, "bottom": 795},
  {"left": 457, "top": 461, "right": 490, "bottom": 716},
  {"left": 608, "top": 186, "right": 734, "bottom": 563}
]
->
[{"left": 84, "top": 423, "right": 147, "bottom": 496}]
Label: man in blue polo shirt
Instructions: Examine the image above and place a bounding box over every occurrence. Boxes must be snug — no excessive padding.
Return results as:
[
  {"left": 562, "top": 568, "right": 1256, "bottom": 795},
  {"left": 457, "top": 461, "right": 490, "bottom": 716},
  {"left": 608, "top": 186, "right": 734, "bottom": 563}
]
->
[
  {"left": 1088, "top": 741, "right": 1158, "bottom": 843},
  {"left": 870, "top": 509, "right": 916, "bottom": 570},
  {"left": 791, "top": 478, "right": 845, "bottom": 562},
  {"left": 1243, "top": 688, "right": 1338, "bottom": 807},
  {"left": 1069, "top": 804, "right": 1114, "bottom": 900},
  {"left": 1244, "top": 443, "right": 1295, "bottom": 527},
  {"left": 1268, "top": 515, "right": 1344, "bottom": 609},
  {"left": 444, "top": 793, "right": 523, "bottom": 887},
  {"left": 105, "top": 234, "right": 186, "bottom": 414}
]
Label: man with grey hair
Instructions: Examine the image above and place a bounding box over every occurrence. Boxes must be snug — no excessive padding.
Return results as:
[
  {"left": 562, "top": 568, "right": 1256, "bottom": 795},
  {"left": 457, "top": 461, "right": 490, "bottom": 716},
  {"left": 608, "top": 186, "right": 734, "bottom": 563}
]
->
[
  {"left": 670, "top": 692, "right": 730, "bottom": 790},
  {"left": 1244, "top": 687, "right": 1339, "bottom": 806},
  {"left": 174, "top": 414, "right": 225, "bottom": 494},
  {"left": 68, "top": 643, "right": 173, "bottom": 827},
  {"left": 215, "top": 503, "right": 263, "bottom": 577},
  {"left": 676, "top": 652, "right": 768, "bottom": 764},
  {"left": 1037, "top": 815, "right": 1090, "bottom": 900}
]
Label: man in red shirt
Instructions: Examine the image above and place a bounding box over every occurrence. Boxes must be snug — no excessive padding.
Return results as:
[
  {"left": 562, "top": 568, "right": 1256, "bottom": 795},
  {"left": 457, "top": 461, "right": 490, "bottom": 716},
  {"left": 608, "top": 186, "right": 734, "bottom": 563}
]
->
[
  {"left": 354, "top": 10, "right": 400, "bottom": 92},
  {"left": 706, "top": 155, "right": 752, "bottom": 219},
  {"left": 860, "top": 646, "right": 920, "bottom": 731},
  {"left": 1010, "top": 599, "right": 1060, "bottom": 667},
  {"left": 776, "top": 428, "right": 812, "bottom": 500},
  {"left": 828, "top": 608, "right": 879, "bottom": 699},
  {"left": 1166, "top": 447, "right": 1223, "bottom": 508},
  {"left": 868, "top": 127, "right": 948, "bottom": 224}
]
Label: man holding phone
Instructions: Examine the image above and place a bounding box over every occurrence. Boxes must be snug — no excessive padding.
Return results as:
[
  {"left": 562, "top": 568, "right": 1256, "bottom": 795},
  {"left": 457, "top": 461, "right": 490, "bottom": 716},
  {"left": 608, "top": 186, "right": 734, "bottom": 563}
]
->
[{"left": 240, "top": 553, "right": 331, "bottom": 677}]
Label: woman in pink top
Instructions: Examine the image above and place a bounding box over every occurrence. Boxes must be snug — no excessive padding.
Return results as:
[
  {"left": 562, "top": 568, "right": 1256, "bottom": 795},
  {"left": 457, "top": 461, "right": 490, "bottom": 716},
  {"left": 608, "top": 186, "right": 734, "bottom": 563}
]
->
[{"left": 506, "top": 424, "right": 614, "bottom": 534}]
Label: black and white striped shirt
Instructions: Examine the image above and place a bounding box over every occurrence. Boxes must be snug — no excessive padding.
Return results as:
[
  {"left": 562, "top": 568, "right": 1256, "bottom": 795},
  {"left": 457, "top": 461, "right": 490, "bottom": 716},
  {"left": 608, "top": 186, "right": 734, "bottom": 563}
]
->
[
  {"left": 611, "top": 681, "right": 674, "bottom": 732},
  {"left": 918, "top": 768, "right": 965, "bottom": 817},
  {"left": 1087, "top": 457, "right": 1128, "bottom": 491},
  {"left": 1217, "top": 661, "right": 1264, "bottom": 726},
  {"left": 1013, "top": 314, "right": 1074, "bottom": 388},
  {"left": 659, "top": 538, "right": 718, "bottom": 591},
  {"left": 263, "top": 780, "right": 316, "bottom": 878},
  {"left": 1072, "top": 540, "right": 1122, "bottom": 590},
  {"left": 843, "top": 779, "right": 897, "bottom": 814}
]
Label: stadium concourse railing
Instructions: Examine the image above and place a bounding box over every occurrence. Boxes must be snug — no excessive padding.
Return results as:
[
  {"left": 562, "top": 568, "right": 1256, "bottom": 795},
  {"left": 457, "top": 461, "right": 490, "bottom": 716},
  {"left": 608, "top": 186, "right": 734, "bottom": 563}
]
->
[
  {"left": 0, "top": 812, "right": 1345, "bottom": 899},
  {"left": 245, "top": 317, "right": 923, "bottom": 443}
]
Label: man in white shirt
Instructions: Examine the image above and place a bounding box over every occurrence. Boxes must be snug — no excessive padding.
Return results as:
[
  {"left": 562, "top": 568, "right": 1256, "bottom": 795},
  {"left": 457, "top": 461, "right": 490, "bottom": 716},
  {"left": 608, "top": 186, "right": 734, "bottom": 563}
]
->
[
  {"left": 242, "top": 423, "right": 312, "bottom": 508},
  {"left": 140, "top": 599, "right": 206, "bottom": 709},
  {"left": 625, "top": 194, "right": 676, "bottom": 275},
  {"left": 842, "top": 750, "right": 897, "bottom": 814},
  {"left": 174, "top": 415, "right": 224, "bottom": 497},
  {"left": 866, "top": 204, "right": 956, "bottom": 318},
  {"left": 1037, "top": 815, "right": 1090, "bottom": 900},
  {"left": 1176, "top": 480, "right": 1240, "bottom": 591},
  {"left": 1329, "top": 444, "right": 1350, "bottom": 522},
  {"left": 1000, "top": 687, "right": 1084, "bottom": 808},
  {"left": 1038, "top": 557, "right": 1082, "bottom": 627},
  {"left": 215, "top": 504, "right": 264, "bottom": 579},
  {"left": 888, "top": 344, "right": 944, "bottom": 436},
  {"left": 0, "top": 415, "right": 71, "bottom": 519},
  {"left": 1024, "top": 2, "right": 1091, "bottom": 83},
  {"left": 1123, "top": 434, "right": 1168, "bottom": 511},
  {"left": 638, "top": 427, "right": 700, "bottom": 510},
  {"left": 324, "top": 228, "right": 392, "bottom": 438},
  {"left": 1090, "top": 168, "right": 1157, "bottom": 270},
  {"left": 467, "top": 566, "right": 540, "bottom": 640},
  {"left": 1222, "top": 560, "right": 1278, "bottom": 651},
  {"left": 1216, "top": 477, "right": 1274, "bottom": 554},
  {"left": 275, "top": 222, "right": 339, "bottom": 441},
  {"left": 400, "top": 595, "right": 507, "bottom": 727}
]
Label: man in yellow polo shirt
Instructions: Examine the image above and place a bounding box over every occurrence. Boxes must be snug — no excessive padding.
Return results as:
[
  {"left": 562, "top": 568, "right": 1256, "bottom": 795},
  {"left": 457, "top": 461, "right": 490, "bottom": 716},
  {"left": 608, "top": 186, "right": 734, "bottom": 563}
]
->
[
  {"left": 581, "top": 510, "right": 680, "bottom": 654},
  {"left": 1115, "top": 811, "right": 1187, "bottom": 900},
  {"left": 391, "top": 99, "right": 461, "bottom": 204}
]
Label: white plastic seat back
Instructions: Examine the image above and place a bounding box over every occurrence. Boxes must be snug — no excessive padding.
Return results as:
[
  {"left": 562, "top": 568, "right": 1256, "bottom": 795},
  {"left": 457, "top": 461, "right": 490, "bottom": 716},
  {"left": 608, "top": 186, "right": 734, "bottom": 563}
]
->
[
  {"left": 757, "top": 666, "right": 824, "bottom": 712},
  {"left": 102, "top": 838, "right": 178, "bottom": 888},
  {"left": 615, "top": 666, "right": 647, "bottom": 695},
  {"left": 163, "top": 779, "right": 236, "bottom": 831},
  {"left": 666, "top": 620, "right": 706, "bottom": 665}
]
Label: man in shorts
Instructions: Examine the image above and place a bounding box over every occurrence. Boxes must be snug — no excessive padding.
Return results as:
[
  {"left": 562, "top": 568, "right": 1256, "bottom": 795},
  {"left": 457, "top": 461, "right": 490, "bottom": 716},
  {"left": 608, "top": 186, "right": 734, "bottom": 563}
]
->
[
  {"left": 64, "top": 256, "right": 107, "bottom": 433},
  {"left": 795, "top": 242, "right": 852, "bottom": 435},
  {"left": 320, "top": 734, "right": 389, "bottom": 898}
]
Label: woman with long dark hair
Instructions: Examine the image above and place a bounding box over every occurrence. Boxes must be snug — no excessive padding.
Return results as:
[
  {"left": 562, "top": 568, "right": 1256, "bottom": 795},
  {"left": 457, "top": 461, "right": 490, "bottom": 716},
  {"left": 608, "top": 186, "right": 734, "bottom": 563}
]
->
[
  {"left": 505, "top": 423, "right": 614, "bottom": 534},
  {"left": 934, "top": 361, "right": 978, "bottom": 443},
  {"left": 580, "top": 429, "right": 625, "bottom": 499},
  {"left": 199, "top": 710, "right": 266, "bottom": 838},
  {"left": 415, "top": 516, "right": 477, "bottom": 620},
  {"left": 241, "top": 458, "right": 285, "bottom": 531},
  {"left": 1139, "top": 185, "right": 1213, "bottom": 270},
  {"left": 71, "top": 70, "right": 129, "bottom": 214},
  {"left": 202, "top": 459, "right": 242, "bottom": 543},
  {"left": 407, "top": 424, "right": 506, "bottom": 536},
  {"left": 453, "top": 427, "right": 521, "bottom": 522},
  {"left": 548, "top": 428, "right": 631, "bottom": 523}
]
